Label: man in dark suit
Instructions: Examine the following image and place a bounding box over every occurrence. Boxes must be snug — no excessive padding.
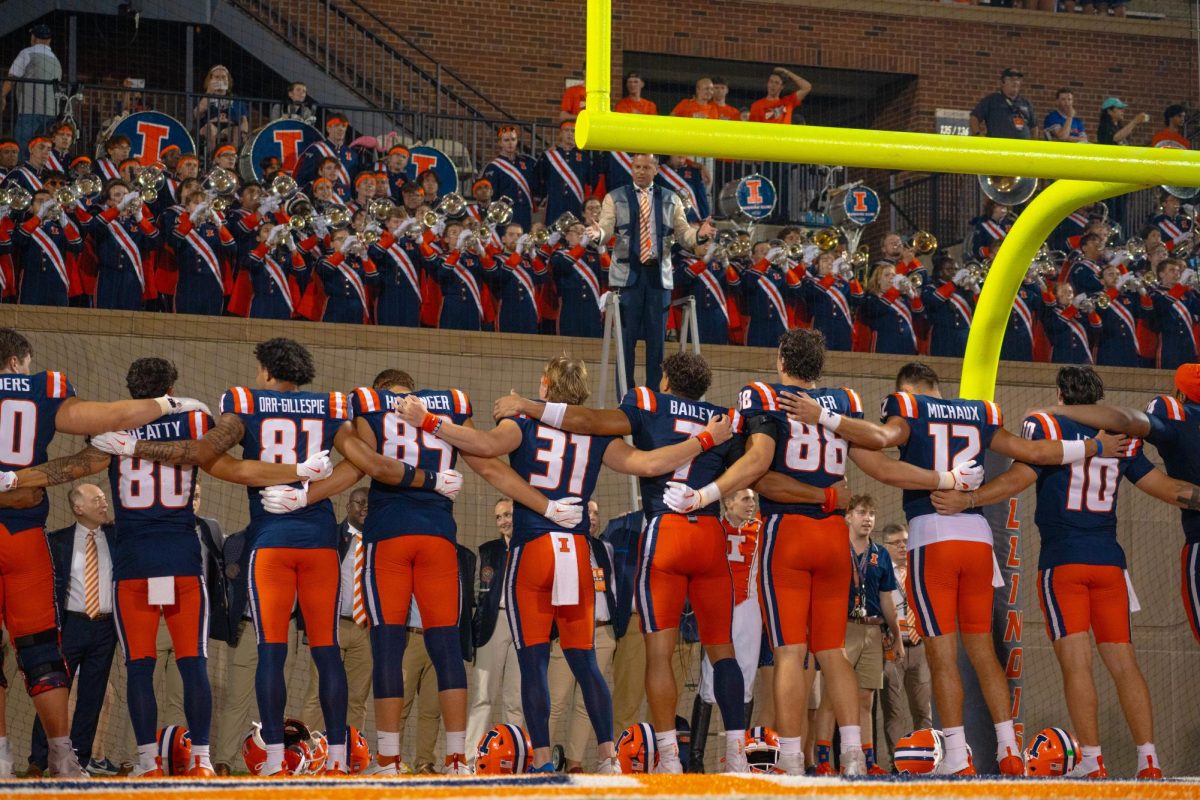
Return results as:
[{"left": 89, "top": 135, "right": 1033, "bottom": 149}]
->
[
  {"left": 590, "top": 153, "right": 715, "bottom": 391},
  {"left": 601, "top": 509, "right": 646, "bottom": 734},
  {"left": 466, "top": 498, "right": 524, "bottom": 756},
  {"left": 29, "top": 484, "right": 117, "bottom": 776},
  {"left": 304, "top": 487, "right": 373, "bottom": 732}
]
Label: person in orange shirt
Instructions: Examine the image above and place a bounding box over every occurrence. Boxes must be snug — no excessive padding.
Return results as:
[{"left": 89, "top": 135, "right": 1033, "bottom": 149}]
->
[
  {"left": 711, "top": 78, "right": 742, "bottom": 122},
  {"left": 1150, "top": 104, "right": 1190, "bottom": 149},
  {"left": 560, "top": 78, "right": 586, "bottom": 122},
  {"left": 749, "top": 67, "right": 812, "bottom": 125},
  {"left": 614, "top": 71, "right": 657, "bottom": 115},
  {"left": 671, "top": 77, "right": 718, "bottom": 120}
]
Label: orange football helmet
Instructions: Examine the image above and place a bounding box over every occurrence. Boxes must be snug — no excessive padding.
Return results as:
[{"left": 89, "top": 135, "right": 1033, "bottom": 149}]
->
[
  {"left": 616, "top": 722, "right": 659, "bottom": 774},
  {"left": 306, "top": 731, "right": 329, "bottom": 774},
  {"left": 475, "top": 722, "right": 533, "bottom": 774},
  {"left": 745, "top": 726, "right": 781, "bottom": 774},
  {"left": 1024, "top": 727, "right": 1079, "bottom": 777},
  {"left": 893, "top": 728, "right": 945, "bottom": 775},
  {"left": 156, "top": 725, "right": 191, "bottom": 776},
  {"left": 348, "top": 727, "right": 371, "bottom": 774}
]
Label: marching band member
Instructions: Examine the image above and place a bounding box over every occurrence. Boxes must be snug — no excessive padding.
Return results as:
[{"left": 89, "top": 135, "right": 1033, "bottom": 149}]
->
[
  {"left": 317, "top": 229, "right": 379, "bottom": 324},
  {"left": 674, "top": 240, "right": 734, "bottom": 346},
  {"left": 553, "top": 221, "right": 609, "bottom": 338},
  {"left": 170, "top": 191, "right": 236, "bottom": 316},
  {"left": 740, "top": 241, "right": 802, "bottom": 348},
  {"left": 1094, "top": 264, "right": 1152, "bottom": 368},
  {"left": 95, "top": 135, "right": 130, "bottom": 182},
  {"left": 656, "top": 156, "right": 709, "bottom": 223},
  {"left": 81, "top": 180, "right": 162, "bottom": 310},
  {"left": 800, "top": 250, "right": 863, "bottom": 353},
  {"left": 48, "top": 123, "right": 74, "bottom": 174},
  {"left": 487, "top": 222, "right": 544, "bottom": 335},
  {"left": 537, "top": 122, "right": 591, "bottom": 227},
  {"left": 1066, "top": 233, "right": 1106, "bottom": 295},
  {"left": 966, "top": 199, "right": 1011, "bottom": 263},
  {"left": 482, "top": 126, "right": 538, "bottom": 231},
  {"left": 369, "top": 213, "right": 427, "bottom": 328},
  {"left": 859, "top": 262, "right": 924, "bottom": 355},
  {"left": 241, "top": 223, "right": 305, "bottom": 321},
  {"left": 295, "top": 112, "right": 364, "bottom": 190},
  {"left": 1152, "top": 192, "right": 1193, "bottom": 254},
  {"left": 1042, "top": 282, "right": 1100, "bottom": 365},
  {"left": 1148, "top": 257, "right": 1200, "bottom": 369},
  {"left": 14, "top": 191, "right": 82, "bottom": 307},
  {"left": 6, "top": 135, "right": 51, "bottom": 194},
  {"left": 923, "top": 255, "right": 977, "bottom": 358}
]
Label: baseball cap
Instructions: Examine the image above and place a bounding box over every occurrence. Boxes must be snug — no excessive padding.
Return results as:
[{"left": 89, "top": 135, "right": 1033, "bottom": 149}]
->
[
  {"left": 30, "top": 24, "right": 51, "bottom": 40},
  {"left": 1176, "top": 364, "right": 1200, "bottom": 403},
  {"left": 1101, "top": 97, "right": 1128, "bottom": 111},
  {"left": 1001, "top": 67, "right": 1023, "bottom": 79}
]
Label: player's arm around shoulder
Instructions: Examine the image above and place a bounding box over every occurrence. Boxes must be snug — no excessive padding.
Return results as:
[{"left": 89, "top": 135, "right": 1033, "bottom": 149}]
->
[
  {"left": 602, "top": 413, "right": 730, "bottom": 477},
  {"left": 55, "top": 393, "right": 205, "bottom": 436},
  {"left": 492, "top": 390, "right": 632, "bottom": 436},
  {"left": 129, "top": 412, "right": 245, "bottom": 467},
  {"left": 778, "top": 390, "right": 907, "bottom": 450},
  {"left": 399, "top": 393, "right": 521, "bottom": 458},
  {"left": 930, "top": 462, "right": 1037, "bottom": 516},
  {"left": 1032, "top": 402, "right": 1152, "bottom": 438},
  {"left": 9, "top": 444, "right": 110, "bottom": 488}
]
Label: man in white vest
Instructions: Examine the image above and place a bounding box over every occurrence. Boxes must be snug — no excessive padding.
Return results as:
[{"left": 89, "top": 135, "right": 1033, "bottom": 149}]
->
[
  {"left": 0, "top": 25, "right": 61, "bottom": 161},
  {"left": 589, "top": 153, "right": 715, "bottom": 391}
]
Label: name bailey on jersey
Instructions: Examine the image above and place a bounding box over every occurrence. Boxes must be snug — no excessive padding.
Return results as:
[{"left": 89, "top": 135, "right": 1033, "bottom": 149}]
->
[{"left": 669, "top": 398, "right": 716, "bottom": 420}]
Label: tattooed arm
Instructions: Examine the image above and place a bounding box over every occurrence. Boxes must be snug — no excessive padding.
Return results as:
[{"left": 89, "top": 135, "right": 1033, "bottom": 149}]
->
[
  {"left": 9, "top": 445, "right": 111, "bottom": 488},
  {"left": 1134, "top": 468, "right": 1200, "bottom": 510},
  {"left": 132, "top": 414, "right": 245, "bottom": 467},
  {"left": 0, "top": 488, "right": 46, "bottom": 508}
]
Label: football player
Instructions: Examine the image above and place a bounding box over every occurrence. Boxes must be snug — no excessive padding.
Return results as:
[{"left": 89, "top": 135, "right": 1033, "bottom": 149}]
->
[
  {"left": 0, "top": 328, "right": 208, "bottom": 777},
  {"left": 782, "top": 359, "right": 1123, "bottom": 775},
  {"left": 399, "top": 355, "right": 730, "bottom": 773},
  {"left": 931, "top": 366, "right": 1188, "bottom": 779}
]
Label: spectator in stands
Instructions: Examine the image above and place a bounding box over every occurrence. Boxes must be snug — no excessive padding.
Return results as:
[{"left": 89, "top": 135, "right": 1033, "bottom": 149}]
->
[
  {"left": 671, "top": 77, "right": 717, "bottom": 119},
  {"left": 271, "top": 81, "right": 318, "bottom": 127},
  {"left": 1151, "top": 104, "right": 1189, "bottom": 149},
  {"left": 860, "top": 261, "right": 923, "bottom": 355},
  {"left": 1043, "top": 88, "right": 1087, "bottom": 143},
  {"left": 1073, "top": 0, "right": 1128, "bottom": 16},
  {"left": 614, "top": 71, "right": 657, "bottom": 115},
  {"left": 112, "top": 77, "right": 148, "bottom": 119},
  {"left": 1097, "top": 97, "right": 1149, "bottom": 147},
  {"left": 970, "top": 68, "right": 1036, "bottom": 140},
  {"left": 193, "top": 65, "right": 249, "bottom": 155},
  {"left": 1, "top": 24, "right": 61, "bottom": 161},
  {"left": 710, "top": 78, "right": 741, "bottom": 121},
  {"left": 560, "top": 73, "right": 586, "bottom": 122},
  {"left": 749, "top": 67, "right": 812, "bottom": 125}
]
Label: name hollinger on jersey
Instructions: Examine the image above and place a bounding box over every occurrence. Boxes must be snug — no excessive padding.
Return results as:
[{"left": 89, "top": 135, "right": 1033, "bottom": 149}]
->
[
  {"left": 926, "top": 402, "right": 981, "bottom": 421},
  {"left": 385, "top": 393, "right": 451, "bottom": 412},
  {"left": 258, "top": 396, "right": 327, "bottom": 415}
]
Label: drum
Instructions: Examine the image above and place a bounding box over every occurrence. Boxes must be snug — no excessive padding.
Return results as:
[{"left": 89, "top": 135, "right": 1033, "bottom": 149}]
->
[
  {"left": 717, "top": 173, "right": 776, "bottom": 221},
  {"left": 98, "top": 111, "right": 195, "bottom": 165},
  {"left": 828, "top": 183, "right": 881, "bottom": 227},
  {"left": 239, "top": 119, "right": 323, "bottom": 182},
  {"left": 405, "top": 145, "right": 459, "bottom": 196}
]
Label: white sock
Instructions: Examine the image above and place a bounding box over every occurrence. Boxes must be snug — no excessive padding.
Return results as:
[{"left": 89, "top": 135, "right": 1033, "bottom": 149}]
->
[
  {"left": 328, "top": 743, "right": 347, "bottom": 770},
  {"left": 191, "top": 744, "right": 211, "bottom": 767},
  {"left": 838, "top": 725, "right": 861, "bottom": 750},
  {"left": 377, "top": 730, "right": 400, "bottom": 759},
  {"left": 445, "top": 731, "right": 466, "bottom": 755},
  {"left": 48, "top": 736, "right": 73, "bottom": 755},
  {"left": 994, "top": 719, "right": 1017, "bottom": 754},
  {"left": 137, "top": 743, "right": 158, "bottom": 772},
  {"left": 1079, "top": 744, "right": 1101, "bottom": 771},
  {"left": 0, "top": 736, "right": 10, "bottom": 758},
  {"left": 725, "top": 730, "right": 744, "bottom": 755},
  {"left": 1137, "top": 742, "right": 1158, "bottom": 767},
  {"left": 263, "top": 742, "right": 284, "bottom": 774},
  {"left": 943, "top": 726, "right": 968, "bottom": 768},
  {"left": 656, "top": 729, "right": 679, "bottom": 757},
  {"left": 778, "top": 736, "right": 802, "bottom": 755}
]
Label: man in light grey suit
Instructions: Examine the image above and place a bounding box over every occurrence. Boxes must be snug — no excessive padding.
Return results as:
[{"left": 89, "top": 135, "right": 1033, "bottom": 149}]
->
[{"left": 589, "top": 153, "right": 715, "bottom": 391}]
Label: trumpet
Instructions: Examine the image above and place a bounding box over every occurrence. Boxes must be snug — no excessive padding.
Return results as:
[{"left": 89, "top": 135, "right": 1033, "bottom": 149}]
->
[
  {"left": 73, "top": 173, "right": 103, "bottom": 198},
  {"left": 420, "top": 208, "right": 441, "bottom": 231},
  {"left": 266, "top": 173, "right": 298, "bottom": 203},
  {"left": 324, "top": 205, "right": 352, "bottom": 229},
  {"left": 211, "top": 195, "right": 233, "bottom": 214},
  {"left": 53, "top": 185, "right": 80, "bottom": 208},
  {"left": 435, "top": 192, "right": 467, "bottom": 219},
  {"left": 850, "top": 245, "right": 871, "bottom": 271},
  {"left": 965, "top": 260, "right": 989, "bottom": 287},
  {"left": 367, "top": 197, "right": 398, "bottom": 221},
  {"left": 894, "top": 273, "right": 923, "bottom": 294},
  {"left": 486, "top": 197, "right": 514, "bottom": 227},
  {"left": 202, "top": 167, "right": 238, "bottom": 197},
  {"left": 551, "top": 211, "right": 581, "bottom": 235},
  {"left": 531, "top": 229, "right": 551, "bottom": 248},
  {"left": 812, "top": 227, "right": 842, "bottom": 252},
  {"left": 287, "top": 199, "right": 314, "bottom": 231},
  {"left": 768, "top": 242, "right": 790, "bottom": 267},
  {"left": 0, "top": 184, "right": 30, "bottom": 213},
  {"left": 1077, "top": 293, "right": 1111, "bottom": 314},
  {"left": 909, "top": 230, "right": 938, "bottom": 255},
  {"left": 785, "top": 242, "right": 806, "bottom": 260},
  {"left": 359, "top": 228, "right": 382, "bottom": 247},
  {"left": 1124, "top": 271, "right": 1159, "bottom": 293},
  {"left": 133, "top": 165, "right": 164, "bottom": 203},
  {"left": 728, "top": 239, "right": 751, "bottom": 259}
]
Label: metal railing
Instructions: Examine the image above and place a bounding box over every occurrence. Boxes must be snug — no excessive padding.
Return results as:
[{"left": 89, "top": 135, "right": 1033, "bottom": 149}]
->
[{"left": 227, "top": 0, "right": 512, "bottom": 120}]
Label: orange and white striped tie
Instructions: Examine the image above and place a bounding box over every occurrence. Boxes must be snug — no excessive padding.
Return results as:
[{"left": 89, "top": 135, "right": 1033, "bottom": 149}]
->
[
  {"left": 638, "top": 187, "right": 654, "bottom": 263},
  {"left": 352, "top": 533, "right": 367, "bottom": 627},
  {"left": 84, "top": 530, "right": 101, "bottom": 619}
]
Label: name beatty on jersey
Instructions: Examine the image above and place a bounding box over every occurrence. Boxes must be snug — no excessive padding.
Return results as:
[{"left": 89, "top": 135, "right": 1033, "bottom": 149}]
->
[{"left": 127, "top": 418, "right": 186, "bottom": 440}]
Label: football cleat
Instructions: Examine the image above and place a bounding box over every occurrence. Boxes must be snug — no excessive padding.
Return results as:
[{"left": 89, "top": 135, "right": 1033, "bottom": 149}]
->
[
  {"left": 596, "top": 756, "right": 622, "bottom": 775},
  {"left": 444, "top": 753, "right": 472, "bottom": 775},
  {"left": 362, "top": 758, "right": 401, "bottom": 776},
  {"left": 867, "top": 764, "right": 889, "bottom": 775},
  {"left": 131, "top": 756, "right": 165, "bottom": 778},
  {"left": 893, "top": 728, "right": 944, "bottom": 775},
  {"left": 156, "top": 725, "right": 192, "bottom": 776},
  {"left": 1136, "top": 754, "right": 1162, "bottom": 780},
  {"left": 840, "top": 749, "right": 866, "bottom": 776},
  {"left": 475, "top": 723, "right": 533, "bottom": 774},
  {"left": 1067, "top": 756, "right": 1108, "bottom": 779},
  {"left": 814, "top": 761, "right": 836, "bottom": 776},
  {"left": 185, "top": 757, "right": 215, "bottom": 778},
  {"left": 744, "top": 727, "right": 780, "bottom": 774},
  {"left": 1024, "top": 727, "right": 1080, "bottom": 777},
  {"left": 616, "top": 723, "right": 659, "bottom": 774},
  {"left": 998, "top": 746, "right": 1024, "bottom": 777}
]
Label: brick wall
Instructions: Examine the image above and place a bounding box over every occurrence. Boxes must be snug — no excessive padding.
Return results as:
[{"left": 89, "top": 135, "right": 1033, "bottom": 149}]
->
[{"left": 363, "top": 0, "right": 1195, "bottom": 142}]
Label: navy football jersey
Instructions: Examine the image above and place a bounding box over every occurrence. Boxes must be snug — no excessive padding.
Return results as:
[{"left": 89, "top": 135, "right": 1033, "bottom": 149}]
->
[
  {"left": 1022, "top": 412, "right": 1154, "bottom": 570},
  {"left": 0, "top": 370, "right": 75, "bottom": 532},
  {"left": 882, "top": 392, "right": 1003, "bottom": 521},
  {"left": 506, "top": 415, "right": 614, "bottom": 545},
  {"left": 1144, "top": 395, "right": 1200, "bottom": 544},
  {"left": 108, "top": 411, "right": 211, "bottom": 580},
  {"left": 220, "top": 386, "right": 350, "bottom": 549},
  {"left": 619, "top": 387, "right": 732, "bottom": 518},
  {"left": 736, "top": 382, "right": 862, "bottom": 518},
  {"left": 351, "top": 386, "right": 471, "bottom": 543}
]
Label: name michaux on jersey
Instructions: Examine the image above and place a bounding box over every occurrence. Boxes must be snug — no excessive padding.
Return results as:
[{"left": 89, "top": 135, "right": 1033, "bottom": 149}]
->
[
  {"left": 670, "top": 399, "right": 715, "bottom": 420},
  {"left": 0, "top": 376, "right": 31, "bottom": 392},
  {"left": 258, "top": 396, "right": 327, "bottom": 415},
  {"left": 925, "top": 402, "right": 981, "bottom": 421}
]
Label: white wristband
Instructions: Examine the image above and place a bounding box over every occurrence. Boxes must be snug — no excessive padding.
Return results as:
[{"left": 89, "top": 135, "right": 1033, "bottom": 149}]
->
[
  {"left": 541, "top": 402, "right": 567, "bottom": 428},
  {"left": 1060, "top": 439, "right": 1086, "bottom": 465},
  {"left": 155, "top": 395, "right": 173, "bottom": 415},
  {"left": 818, "top": 408, "right": 843, "bottom": 432},
  {"left": 698, "top": 482, "right": 722, "bottom": 507},
  {"left": 937, "top": 471, "right": 955, "bottom": 491}
]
